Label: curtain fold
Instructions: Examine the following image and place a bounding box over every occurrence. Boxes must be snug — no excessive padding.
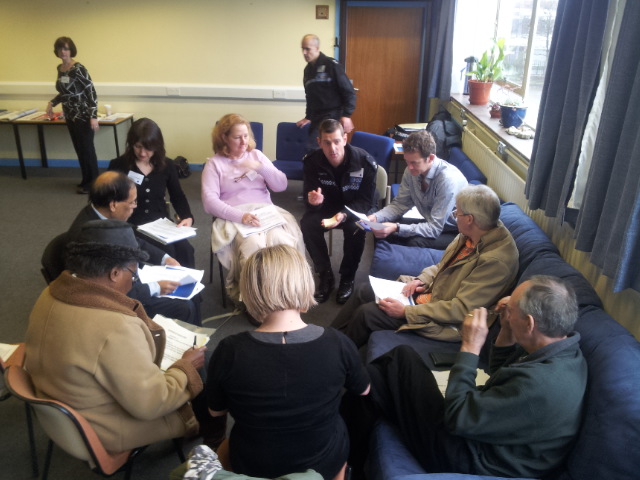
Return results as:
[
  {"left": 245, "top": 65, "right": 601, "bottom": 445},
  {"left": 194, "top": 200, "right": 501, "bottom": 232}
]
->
[
  {"left": 574, "top": 0, "right": 640, "bottom": 292},
  {"left": 420, "top": 0, "right": 456, "bottom": 120},
  {"left": 524, "top": 0, "right": 610, "bottom": 217}
]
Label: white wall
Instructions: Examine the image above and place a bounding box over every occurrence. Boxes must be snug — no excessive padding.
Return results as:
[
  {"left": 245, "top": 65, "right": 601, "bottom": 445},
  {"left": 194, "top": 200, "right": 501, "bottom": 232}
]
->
[{"left": 0, "top": 0, "right": 338, "bottom": 163}]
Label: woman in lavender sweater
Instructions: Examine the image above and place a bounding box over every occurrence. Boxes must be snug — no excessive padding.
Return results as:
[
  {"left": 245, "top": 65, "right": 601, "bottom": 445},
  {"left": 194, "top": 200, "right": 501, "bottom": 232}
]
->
[{"left": 202, "top": 114, "right": 303, "bottom": 303}]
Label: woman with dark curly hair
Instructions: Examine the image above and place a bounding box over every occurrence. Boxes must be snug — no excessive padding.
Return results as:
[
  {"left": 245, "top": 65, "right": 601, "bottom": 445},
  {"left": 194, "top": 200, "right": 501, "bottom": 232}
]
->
[
  {"left": 46, "top": 36, "right": 99, "bottom": 194},
  {"left": 109, "top": 118, "right": 195, "bottom": 267}
]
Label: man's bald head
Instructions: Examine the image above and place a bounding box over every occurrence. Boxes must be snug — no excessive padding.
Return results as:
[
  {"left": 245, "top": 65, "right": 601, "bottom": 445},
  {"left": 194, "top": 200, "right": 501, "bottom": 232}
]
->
[{"left": 90, "top": 171, "right": 136, "bottom": 209}]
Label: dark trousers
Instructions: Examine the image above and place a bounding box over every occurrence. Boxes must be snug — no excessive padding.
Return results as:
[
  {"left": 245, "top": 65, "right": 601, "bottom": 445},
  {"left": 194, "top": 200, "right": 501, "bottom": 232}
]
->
[
  {"left": 386, "top": 230, "right": 458, "bottom": 249},
  {"left": 143, "top": 296, "right": 200, "bottom": 326},
  {"left": 65, "top": 118, "right": 99, "bottom": 187},
  {"left": 301, "top": 210, "right": 366, "bottom": 282},
  {"left": 137, "top": 233, "right": 196, "bottom": 268},
  {"left": 331, "top": 282, "right": 404, "bottom": 347},
  {"left": 342, "top": 346, "right": 474, "bottom": 478}
]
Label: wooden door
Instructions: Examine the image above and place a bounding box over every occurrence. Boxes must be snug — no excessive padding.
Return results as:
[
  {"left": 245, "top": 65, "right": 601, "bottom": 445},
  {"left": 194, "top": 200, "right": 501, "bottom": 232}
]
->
[{"left": 344, "top": 6, "right": 425, "bottom": 136}]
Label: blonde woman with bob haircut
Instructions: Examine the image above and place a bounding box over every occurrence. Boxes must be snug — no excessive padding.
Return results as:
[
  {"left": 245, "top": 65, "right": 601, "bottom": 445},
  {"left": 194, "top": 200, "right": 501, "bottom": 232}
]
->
[
  {"left": 206, "top": 245, "right": 370, "bottom": 480},
  {"left": 202, "top": 114, "right": 304, "bottom": 304}
]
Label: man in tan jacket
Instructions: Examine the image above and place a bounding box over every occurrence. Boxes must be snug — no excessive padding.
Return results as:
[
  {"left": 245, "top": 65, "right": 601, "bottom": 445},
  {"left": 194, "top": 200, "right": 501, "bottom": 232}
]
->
[
  {"left": 332, "top": 184, "right": 519, "bottom": 346},
  {"left": 25, "top": 220, "right": 205, "bottom": 452}
]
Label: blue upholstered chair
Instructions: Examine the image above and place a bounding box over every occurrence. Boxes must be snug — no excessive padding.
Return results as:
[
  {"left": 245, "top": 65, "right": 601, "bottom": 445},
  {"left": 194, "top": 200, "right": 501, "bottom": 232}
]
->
[
  {"left": 273, "top": 122, "right": 310, "bottom": 180},
  {"left": 249, "top": 122, "right": 263, "bottom": 152},
  {"left": 350, "top": 131, "right": 395, "bottom": 172}
]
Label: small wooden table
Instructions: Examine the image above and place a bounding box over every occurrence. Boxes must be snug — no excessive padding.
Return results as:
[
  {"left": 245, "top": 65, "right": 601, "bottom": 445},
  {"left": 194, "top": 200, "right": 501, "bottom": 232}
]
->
[{"left": 7, "top": 112, "right": 134, "bottom": 179}]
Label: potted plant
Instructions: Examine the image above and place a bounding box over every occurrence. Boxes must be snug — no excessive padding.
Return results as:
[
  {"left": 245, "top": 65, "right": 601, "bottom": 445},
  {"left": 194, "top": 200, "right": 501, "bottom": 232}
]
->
[
  {"left": 467, "top": 38, "right": 506, "bottom": 105},
  {"left": 496, "top": 84, "right": 527, "bottom": 128},
  {"left": 500, "top": 99, "right": 528, "bottom": 128},
  {"left": 489, "top": 101, "right": 502, "bottom": 118}
]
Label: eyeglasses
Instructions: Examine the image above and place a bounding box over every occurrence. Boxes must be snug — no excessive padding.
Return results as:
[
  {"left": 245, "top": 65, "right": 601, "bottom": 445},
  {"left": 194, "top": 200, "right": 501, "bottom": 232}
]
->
[
  {"left": 124, "top": 267, "right": 138, "bottom": 283},
  {"left": 452, "top": 208, "right": 471, "bottom": 218}
]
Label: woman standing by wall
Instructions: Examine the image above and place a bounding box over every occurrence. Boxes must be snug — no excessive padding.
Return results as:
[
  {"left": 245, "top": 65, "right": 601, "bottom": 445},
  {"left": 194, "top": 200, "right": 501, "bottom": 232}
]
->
[{"left": 46, "top": 36, "right": 99, "bottom": 194}]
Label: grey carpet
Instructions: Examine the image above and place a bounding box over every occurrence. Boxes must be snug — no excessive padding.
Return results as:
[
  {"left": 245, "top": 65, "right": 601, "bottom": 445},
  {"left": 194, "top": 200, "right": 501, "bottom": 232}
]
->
[{"left": 0, "top": 164, "right": 375, "bottom": 479}]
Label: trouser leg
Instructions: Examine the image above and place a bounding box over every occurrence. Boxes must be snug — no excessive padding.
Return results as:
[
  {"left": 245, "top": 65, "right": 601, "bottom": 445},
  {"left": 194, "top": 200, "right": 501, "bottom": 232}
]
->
[
  {"left": 369, "top": 346, "right": 474, "bottom": 473},
  {"left": 66, "top": 119, "right": 99, "bottom": 187},
  {"left": 347, "top": 302, "right": 405, "bottom": 348},
  {"left": 331, "top": 282, "right": 376, "bottom": 333},
  {"left": 143, "top": 296, "right": 199, "bottom": 325},
  {"left": 385, "top": 231, "right": 458, "bottom": 250},
  {"left": 340, "top": 390, "right": 379, "bottom": 480}
]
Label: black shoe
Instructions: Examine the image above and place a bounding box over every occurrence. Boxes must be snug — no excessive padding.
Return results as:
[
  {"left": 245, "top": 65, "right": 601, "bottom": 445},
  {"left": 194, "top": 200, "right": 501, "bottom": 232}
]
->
[
  {"left": 336, "top": 279, "right": 354, "bottom": 305},
  {"left": 314, "top": 270, "right": 334, "bottom": 303}
]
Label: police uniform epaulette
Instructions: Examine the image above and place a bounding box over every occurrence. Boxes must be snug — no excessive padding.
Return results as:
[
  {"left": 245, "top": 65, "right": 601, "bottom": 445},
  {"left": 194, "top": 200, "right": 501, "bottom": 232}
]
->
[{"left": 362, "top": 152, "right": 377, "bottom": 169}]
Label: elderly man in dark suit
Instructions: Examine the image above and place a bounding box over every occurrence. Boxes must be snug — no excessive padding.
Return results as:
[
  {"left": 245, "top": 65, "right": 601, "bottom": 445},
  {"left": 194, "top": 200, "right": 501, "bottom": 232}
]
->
[{"left": 66, "top": 171, "right": 199, "bottom": 324}]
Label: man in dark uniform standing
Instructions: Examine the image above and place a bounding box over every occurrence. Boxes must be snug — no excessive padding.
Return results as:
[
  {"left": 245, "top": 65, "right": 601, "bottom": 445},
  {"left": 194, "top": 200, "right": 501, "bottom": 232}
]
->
[
  {"left": 301, "top": 119, "right": 377, "bottom": 305},
  {"left": 296, "top": 34, "right": 357, "bottom": 143}
]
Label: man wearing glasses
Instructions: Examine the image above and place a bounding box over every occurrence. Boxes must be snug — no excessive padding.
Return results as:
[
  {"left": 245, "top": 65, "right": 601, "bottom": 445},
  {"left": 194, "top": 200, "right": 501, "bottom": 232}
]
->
[
  {"left": 65, "top": 171, "right": 199, "bottom": 324},
  {"left": 26, "top": 219, "right": 208, "bottom": 453},
  {"left": 332, "top": 184, "right": 518, "bottom": 346}
]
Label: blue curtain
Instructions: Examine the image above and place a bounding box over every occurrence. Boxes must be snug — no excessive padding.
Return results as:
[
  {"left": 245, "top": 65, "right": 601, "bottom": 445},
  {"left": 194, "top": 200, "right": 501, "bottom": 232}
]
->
[
  {"left": 524, "top": 0, "right": 610, "bottom": 217},
  {"left": 574, "top": 0, "right": 640, "bottom": 292},
  {"left": 422, "top": 0, "right": 456, "bottom": 110}
]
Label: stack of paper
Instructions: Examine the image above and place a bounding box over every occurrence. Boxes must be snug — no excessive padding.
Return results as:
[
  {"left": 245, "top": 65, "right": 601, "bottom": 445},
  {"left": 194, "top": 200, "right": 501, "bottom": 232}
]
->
[
  {"left": 138, "top": 265, "right": 205, "bottom": 300},
  {"left": 431, "top": 369, "right": 491, "bottom": 396},
  {"left": 137, "top": 218, "right": 196, "bottom": 245},
  {"left": 345, "top": 206, "right": 386, "bottom": 232},
  {"left": 369, "top": 275, "right": 415, "bottom": 306},
  {"left": 15, "top": 111, "right": 47, "bottom": 121},
  {"left": 1, "top": 108, "right": 38, "bottom": 121},
  {"left": 235, "top": 204, "right": 286, "bottom": 237},
  {"left": 0, "top": 343, "right": 19, "bottom": 363},
  {"left": 402, "top": 206, "right": 425, "bottom": 220},
  {"left": 152, "top": 315, "right": 215, "bottom": 371}
]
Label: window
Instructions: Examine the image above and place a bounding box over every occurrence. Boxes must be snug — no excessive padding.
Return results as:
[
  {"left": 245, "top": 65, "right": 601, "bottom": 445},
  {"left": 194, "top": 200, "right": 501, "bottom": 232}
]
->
[{"left": 452, "top": 0, "right": 559, "bottom": 125}]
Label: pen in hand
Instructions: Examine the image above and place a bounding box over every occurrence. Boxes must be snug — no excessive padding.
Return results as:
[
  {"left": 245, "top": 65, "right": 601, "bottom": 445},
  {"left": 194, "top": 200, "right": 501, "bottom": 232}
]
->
[{"left": 193, "top": 336, "right": 197, "bottom": 350}]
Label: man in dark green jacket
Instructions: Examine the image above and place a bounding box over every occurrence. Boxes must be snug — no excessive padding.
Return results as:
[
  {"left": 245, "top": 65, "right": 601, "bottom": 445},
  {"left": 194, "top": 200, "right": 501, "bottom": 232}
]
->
[{"left": 359, "top": 275, "right": 587, "bottom": 478}]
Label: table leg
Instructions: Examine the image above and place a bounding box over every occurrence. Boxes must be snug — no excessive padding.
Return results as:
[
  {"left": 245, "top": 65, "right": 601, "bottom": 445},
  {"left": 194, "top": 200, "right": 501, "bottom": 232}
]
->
[
  {"left": 37, "top": 124, "right": 49, "bottom": 168},
  {"left": 12, "top": 124, "right": 26, "bottom": 180},
  {"left": 113, "top": 124, "right": 120, "bottom": 157}
]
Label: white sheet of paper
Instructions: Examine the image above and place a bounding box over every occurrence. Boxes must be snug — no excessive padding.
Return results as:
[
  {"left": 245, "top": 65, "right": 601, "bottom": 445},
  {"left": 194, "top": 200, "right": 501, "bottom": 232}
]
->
[
  {"left": 368, "top": 275, "right": 415, "bottom": 306},
  {"left": 431, "top": 369, "right": 491, "bottom": 396},
  {"left": 152, "top": 315, "right": 213, "bottom": 371},
  {"left": 235, "top": 204, "right": 286, "bottom": 237},
  {"left": 402, "top": 206, "right": 425, "bottom": 220},
  {"left": 0, "top": 343, "right": 19, "bottom": 363},
  {"left": 137, "top": 218, "right": 197, "bottom": 244},
  {"left": 138, "top": 265, "right": 204, "bottom": 285},
  {"left": 346, "top": 206, "right": 386, "bottom": 230}
]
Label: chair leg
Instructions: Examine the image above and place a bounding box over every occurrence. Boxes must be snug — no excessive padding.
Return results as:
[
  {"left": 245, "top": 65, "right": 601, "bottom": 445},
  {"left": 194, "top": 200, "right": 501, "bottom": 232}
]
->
[
  {"left": 328, "top": 230, "right": 333, "bottom": 257},
  {"left": 218, "top": 260, "right": 227, "bottom": 309},
  {"left": 209, "top": 249, "right": 214, "bottom": 284},
  {"left": 124, "top": 460, "right": 134, "bottom": 480},
  {"left": 25, "top": 404, "right": 39, "bottom": 478},
  {"left": 42, "top": 439, "right": 54, "bottom": 480},
  {"left": 173, "top": 438, "right": 186, "bottom": 463}
]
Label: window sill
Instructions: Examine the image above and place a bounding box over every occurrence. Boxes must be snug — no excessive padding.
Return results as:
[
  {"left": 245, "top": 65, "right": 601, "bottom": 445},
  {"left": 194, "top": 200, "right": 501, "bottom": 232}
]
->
[{"left": 449, "top": 93, "right": 534, "bottom": 162}]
